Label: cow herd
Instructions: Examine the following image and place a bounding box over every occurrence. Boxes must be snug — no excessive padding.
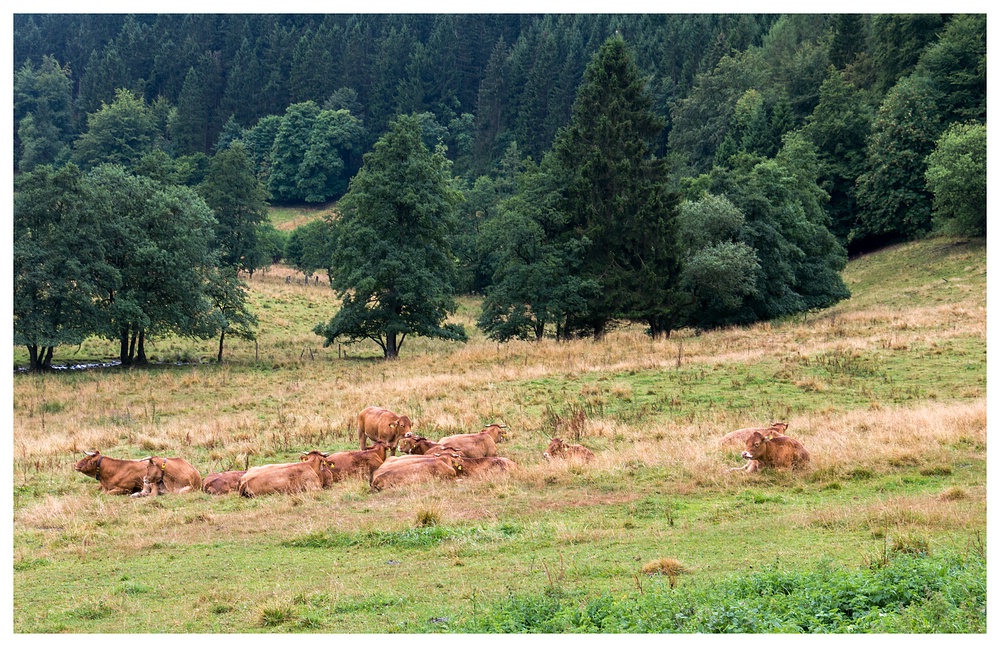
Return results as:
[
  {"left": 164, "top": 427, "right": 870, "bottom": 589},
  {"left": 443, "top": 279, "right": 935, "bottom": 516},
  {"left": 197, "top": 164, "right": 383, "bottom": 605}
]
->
[{"left": 73, "top": 407, "right": 811, "bottom": 498}]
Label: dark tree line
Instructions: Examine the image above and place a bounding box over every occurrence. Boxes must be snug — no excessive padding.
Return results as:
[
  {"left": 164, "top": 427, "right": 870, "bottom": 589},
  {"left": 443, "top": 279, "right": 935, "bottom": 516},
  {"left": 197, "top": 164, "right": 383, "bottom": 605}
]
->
[{"left": 13, "top": 14, "right": 986, "bottom": 361}]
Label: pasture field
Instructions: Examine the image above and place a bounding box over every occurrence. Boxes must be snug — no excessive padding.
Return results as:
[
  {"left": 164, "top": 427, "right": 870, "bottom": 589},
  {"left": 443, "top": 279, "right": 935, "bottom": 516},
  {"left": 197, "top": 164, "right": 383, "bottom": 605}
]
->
[
  {"left": 11, "top": 237, "right": 987, "bottom": 633},
  {"left": 267, "top": 203, "right": 336, "bottom": 232}
]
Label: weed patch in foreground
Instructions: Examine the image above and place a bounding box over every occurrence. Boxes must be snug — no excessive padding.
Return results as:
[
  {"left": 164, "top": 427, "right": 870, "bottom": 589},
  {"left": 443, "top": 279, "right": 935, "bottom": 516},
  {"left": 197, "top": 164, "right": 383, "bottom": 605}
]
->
[{"left": 459, "top": 551, "right": 985, "bottom": 633}]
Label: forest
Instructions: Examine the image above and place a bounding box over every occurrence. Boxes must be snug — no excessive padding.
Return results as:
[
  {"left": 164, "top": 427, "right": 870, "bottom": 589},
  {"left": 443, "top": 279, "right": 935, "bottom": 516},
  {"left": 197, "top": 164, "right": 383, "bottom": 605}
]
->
[{"left": 13, "top": 14, "right": 987, "bottom": 369}]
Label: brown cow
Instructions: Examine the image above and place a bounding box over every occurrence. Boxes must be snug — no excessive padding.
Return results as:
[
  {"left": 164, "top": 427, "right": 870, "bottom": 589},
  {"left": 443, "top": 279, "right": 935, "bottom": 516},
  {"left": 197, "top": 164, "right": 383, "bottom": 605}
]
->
[
  {"left": 131, "top": 456, "right": 202, "bottom": 497},
  {"left": 718, "top": 422, "right": 789, "bottom": 448},
  {"left": 369, "top": 452, "right": 464, "bottom": 491},
  {"left": 434, "top": 429, "right": 498, "bottom": 459},
  {"left": 454, "top": 455, "right": 517, "bottom": 478},
  {"left": 202, "top": 470, "right": 246, "bottom": 495},
  {"left": 443, "top": 423, "right": 507, "bottom": 444},
  {"left": 307, "top": 441, "right": 388, "bottom": 481},
  {"left": 238, "top": 452, "right": 334, "bottom": 497},
  {"left": 358, "top": 406, "right": 413, "bottom": 455},
  {"left": 74, "top": 450, "right": 146, "bottom": 495},
  {"left": 543, "top": 438, "right": 595, "bottom": 462},
  {"left": 731, "top": 431, "right": 810, "bottom": 473},
  {"left": 398, "top": 433, "right": 462, "bottom": 456}
]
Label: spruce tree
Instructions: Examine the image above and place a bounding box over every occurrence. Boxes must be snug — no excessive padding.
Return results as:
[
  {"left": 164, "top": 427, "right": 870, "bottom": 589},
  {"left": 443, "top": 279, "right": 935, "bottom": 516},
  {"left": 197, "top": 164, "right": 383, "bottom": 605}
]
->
[{"left": 549, "top": 34, "right": 683, "bottom": 338}]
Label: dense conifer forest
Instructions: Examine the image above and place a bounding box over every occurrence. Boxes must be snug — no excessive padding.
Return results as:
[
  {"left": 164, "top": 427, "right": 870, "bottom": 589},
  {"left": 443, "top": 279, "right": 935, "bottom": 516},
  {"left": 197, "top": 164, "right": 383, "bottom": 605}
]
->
[{"left": 13, "top": 14, "right": 986, "bottom": 368}]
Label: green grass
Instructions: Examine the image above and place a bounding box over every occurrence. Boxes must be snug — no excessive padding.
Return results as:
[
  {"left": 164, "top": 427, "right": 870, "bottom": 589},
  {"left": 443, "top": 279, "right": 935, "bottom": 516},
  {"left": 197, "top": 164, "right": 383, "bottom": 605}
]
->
[
  {"left": 12, "top": 235, "right": 986, "bottom": 633},
  {"left": 267, "top": 203, "right": 335, "bottom": 231}
]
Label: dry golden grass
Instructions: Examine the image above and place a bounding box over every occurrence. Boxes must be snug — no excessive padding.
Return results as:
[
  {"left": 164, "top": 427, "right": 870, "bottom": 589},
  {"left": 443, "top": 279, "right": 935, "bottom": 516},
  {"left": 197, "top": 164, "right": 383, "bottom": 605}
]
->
[{"left": 12, "top": 238, "right": 987, "bottom": 584}]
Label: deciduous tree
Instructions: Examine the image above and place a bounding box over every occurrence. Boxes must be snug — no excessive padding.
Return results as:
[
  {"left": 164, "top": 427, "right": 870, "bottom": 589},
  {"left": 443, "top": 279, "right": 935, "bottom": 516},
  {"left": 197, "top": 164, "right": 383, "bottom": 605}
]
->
[{"left": 314, "top": 114, "right": 467, "bottom": 359}]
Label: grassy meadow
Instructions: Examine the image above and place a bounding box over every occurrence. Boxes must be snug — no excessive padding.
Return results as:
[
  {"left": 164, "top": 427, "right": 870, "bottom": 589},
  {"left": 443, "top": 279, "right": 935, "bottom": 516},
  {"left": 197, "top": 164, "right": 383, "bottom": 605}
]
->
[{"left": 11, "top": 236, "right": 987, "bottom": 633}]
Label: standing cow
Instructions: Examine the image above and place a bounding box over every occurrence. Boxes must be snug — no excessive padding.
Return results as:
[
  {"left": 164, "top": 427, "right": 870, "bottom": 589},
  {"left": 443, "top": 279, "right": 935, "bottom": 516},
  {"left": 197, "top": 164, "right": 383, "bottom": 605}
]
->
[
  {"left": 131, "top": 456, "right": 202, "bottom": 497},
  {"left": 358, "top": 406, "right": 413, "bottom": 455}
]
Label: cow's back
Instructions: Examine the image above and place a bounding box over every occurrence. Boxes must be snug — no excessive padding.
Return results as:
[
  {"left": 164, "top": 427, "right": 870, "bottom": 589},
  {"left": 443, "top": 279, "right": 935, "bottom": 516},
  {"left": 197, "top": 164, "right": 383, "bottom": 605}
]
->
[
  {"left": 437, "top": 433, "right": 496, "bottom": 458},
  {"left": 239, "top": 463, "right": 321, "bottom": 497},
  {"left": 757, "top": 436, "right": 810, "bottom": 469},
  {"left": 161, "top": 457, "right": 203, "bottom": 493},
  {"left": 203, "top": 470, "right": 246, "bottom": 495},
  {"left": 720, "top": 426, "right": 786, "bottom": 448},
  {"left": 370, "top": 456, "right": 457, "bottom": 490}
]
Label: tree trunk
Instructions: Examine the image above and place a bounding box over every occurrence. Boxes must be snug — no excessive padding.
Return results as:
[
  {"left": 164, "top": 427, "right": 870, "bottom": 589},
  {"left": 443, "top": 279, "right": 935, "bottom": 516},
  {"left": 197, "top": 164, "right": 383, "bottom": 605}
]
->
[
  {"left": 129, "top": 329, "right": 138, "bottom": 363},
  {"left": 120, "top": 327, "right": 132, "bottom": 366},
  {"left": 27, "top": 345, "right": 39, "bottom": 371},
  {"left": 41, "top": 346, "right": 54, "bottom": 369},
  {"left": 217, "top": 329, "right": 226, "bottom": 363},
  {"left": 385, "top": 330, "right": 399, "bottom": 360},
  {"left": 593, "top": 320, "right": 606, "bottom": 341},
  {"left": 136, "top": 329, "right": 148, "bottom": 364}
]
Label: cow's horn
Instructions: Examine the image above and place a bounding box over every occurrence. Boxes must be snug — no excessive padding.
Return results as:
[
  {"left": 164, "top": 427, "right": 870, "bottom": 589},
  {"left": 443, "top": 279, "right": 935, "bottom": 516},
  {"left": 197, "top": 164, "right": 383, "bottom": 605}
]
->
[
  {"left": 139, "top": 456, "right": 151, "bottom": 462},
  {"left": 84, "top": 450, "right": 97, "bottom": 456}
]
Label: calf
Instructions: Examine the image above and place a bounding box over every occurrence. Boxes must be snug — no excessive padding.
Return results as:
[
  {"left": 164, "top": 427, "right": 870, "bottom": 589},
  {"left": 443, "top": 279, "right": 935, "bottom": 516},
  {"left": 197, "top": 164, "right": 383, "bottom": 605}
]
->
[
  {"left": 358, "top": 406, "right": 413, "bottom": 455},
  {"left": 718, "top": 421, "right": 789, "bottom": 448},
  {"left": 202, "top": 470, "right": 246, "bottom": 495},
  {"left": 238, "top": 452, "right": 334, "bottom": 497},
  {"left": 131, "top": 456, "right": 202, "bottom": 497},
  {"left": 731, "top": 431, "right": 810, "bottom": 473},
  {"left": 74, "top": 450, "right": 145, "bottom": 495},
  {"left": 543, "top": 437, "right": 595, "bottom": 462}
]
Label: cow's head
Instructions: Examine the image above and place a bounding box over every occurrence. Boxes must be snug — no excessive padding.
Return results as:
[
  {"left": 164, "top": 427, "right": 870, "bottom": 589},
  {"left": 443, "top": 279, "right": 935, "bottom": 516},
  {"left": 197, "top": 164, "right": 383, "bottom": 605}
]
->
[
  {"left": 74, "top": 450, "right": 102, "bottom": 475},
  {"left": 397, "top": 433, "right": 424, "bottom": 454},
  {"left": 543, "top": 438, "right": 565, "bottom": 460},
  {"left": 426, "top": 451, "right": 464, "bottom": 473},
  {"left": 769, "top": 421, "right": 789, "bottom": 434},
  {"left": 741, "top": 431, "right": 770, "bottom": 460},
  {"left": 141, "top": 456, "right": 166, "bottom": 487},
  {"left": 483, "top": 424, "right": 508, "bottom": 442},
  {"left": 395, "top": 416, "right": 413, "bottom": 436}
]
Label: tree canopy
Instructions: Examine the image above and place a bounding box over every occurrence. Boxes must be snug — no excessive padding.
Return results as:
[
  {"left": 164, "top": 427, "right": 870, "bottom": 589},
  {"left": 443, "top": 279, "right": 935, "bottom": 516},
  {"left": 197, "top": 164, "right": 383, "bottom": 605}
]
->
[{"left": 314, "top": 114, "right": 468, "bottom": 359}]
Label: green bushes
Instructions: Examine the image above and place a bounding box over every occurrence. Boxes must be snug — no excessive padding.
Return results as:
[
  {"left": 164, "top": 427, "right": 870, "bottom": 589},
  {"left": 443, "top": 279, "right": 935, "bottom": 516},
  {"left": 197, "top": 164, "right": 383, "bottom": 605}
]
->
[{"left": 460, "top": 551, "right": 985, "bottom": 633}]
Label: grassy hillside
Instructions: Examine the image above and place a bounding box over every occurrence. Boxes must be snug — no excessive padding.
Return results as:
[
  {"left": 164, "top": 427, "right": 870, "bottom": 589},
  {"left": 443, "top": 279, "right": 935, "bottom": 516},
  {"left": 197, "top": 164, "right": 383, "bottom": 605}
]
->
[
  {"left": 268, "top": 203, "right": 336, "bottom": 232},
  {"left": 11, "top": 236, "right": 986, "bottom": 633}
]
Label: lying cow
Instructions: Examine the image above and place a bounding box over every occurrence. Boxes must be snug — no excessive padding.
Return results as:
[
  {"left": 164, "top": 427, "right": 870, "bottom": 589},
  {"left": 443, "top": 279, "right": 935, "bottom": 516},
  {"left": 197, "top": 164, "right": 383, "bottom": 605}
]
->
[
  {"left": 448, "top": 423, "right": 507, "bottom": 444},
  {"left": 730, "top": 430, "right": 810, "bottom": 473},
  {"left": 131, "top": 456, "right": 202, "bottom": 497},
  {"left": 306, "top": 441, "right": 388, "bottom": 481},
  {"left": 238, "top": 451, "right": 334, "bottom": 497},
  {"left": 358, "top": 406, "right": 413, "bottom": 455},
  {"left": 434, "top": 429, "right": 498, "bottom": 459},
  {"left": 718, "top": 421, "right": 789, "bottom": 448},
  {"left": 398, "top": 433, "right": 462, "bottom": 457},
  {"left": 369, "top": 452, "right": 464, "bottom": 491},
  {"left": 453, "top": 455, "right": 517, "bottom": 478},
  {"left": 543, "top": 437, "right": 595, "bottom": 462},
  {"left": 202, "top": 470, "right": 246, "bottom": 495},
  {"left": 74, "top": 450, "right": 146, "bottom": 495}
]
